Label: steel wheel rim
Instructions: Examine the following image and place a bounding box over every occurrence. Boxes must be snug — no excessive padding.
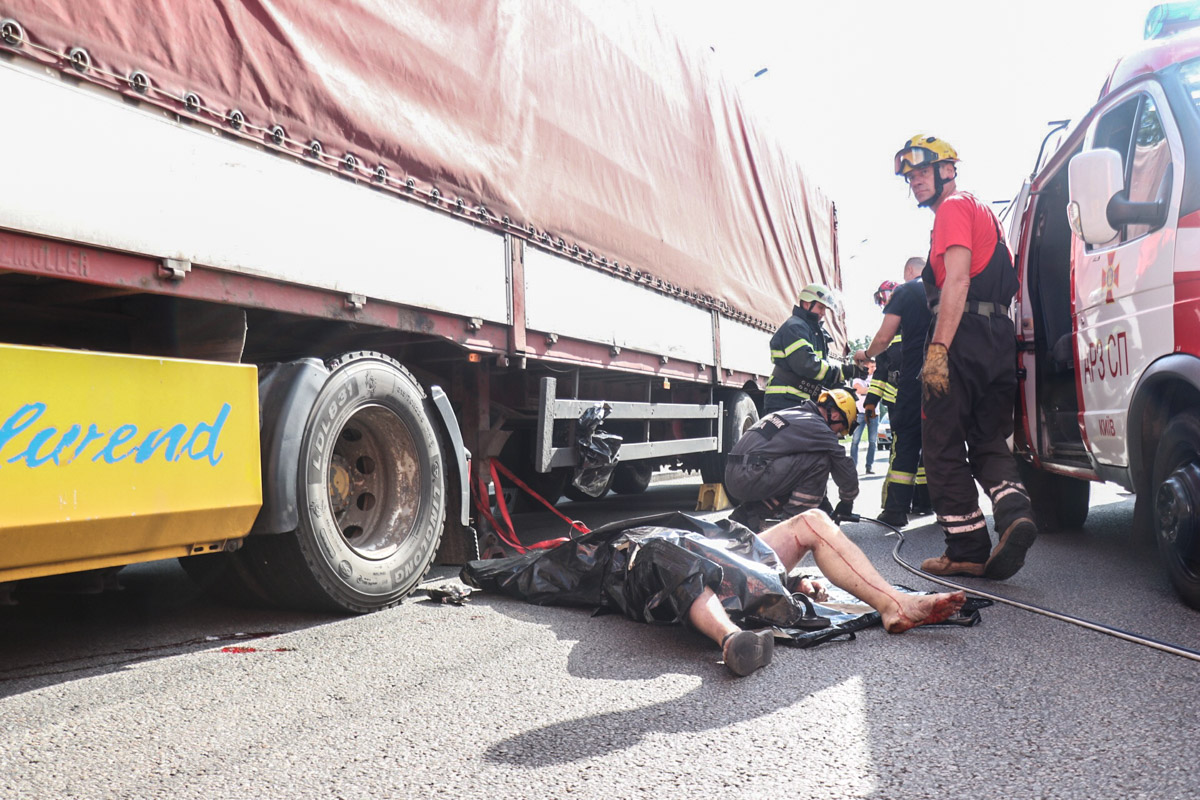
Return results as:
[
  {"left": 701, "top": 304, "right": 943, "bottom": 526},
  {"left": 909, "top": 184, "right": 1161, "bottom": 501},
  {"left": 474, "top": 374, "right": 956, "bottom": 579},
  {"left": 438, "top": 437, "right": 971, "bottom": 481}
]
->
[
  {"left": 326, "top": 403, "right": 423, "bottom": 560},
  {"left": 1158, "top": 461, "right": 1200, "bottom": 583}
]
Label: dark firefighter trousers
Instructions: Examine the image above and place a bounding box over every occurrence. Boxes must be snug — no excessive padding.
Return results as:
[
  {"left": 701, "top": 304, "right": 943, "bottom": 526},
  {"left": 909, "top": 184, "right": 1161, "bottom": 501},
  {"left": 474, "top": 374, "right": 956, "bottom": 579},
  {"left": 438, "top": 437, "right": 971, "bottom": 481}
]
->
[
  {"left": 881, "top": 384, "right": 928, "bottom": 515},
  {"left": 922, "top": 313, "right": 1033, "bottom": 563}
]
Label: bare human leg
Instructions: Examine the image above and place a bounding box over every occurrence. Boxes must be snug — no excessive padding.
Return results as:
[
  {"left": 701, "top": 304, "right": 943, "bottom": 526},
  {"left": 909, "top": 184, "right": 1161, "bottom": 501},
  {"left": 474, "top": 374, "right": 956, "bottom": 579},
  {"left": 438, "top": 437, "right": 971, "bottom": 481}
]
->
[
  {"left": 760, "top": 509, "right": 966, "bottom": 633},
  {"left": 686, "top": 588, "right": 738, "bottom": 645}
]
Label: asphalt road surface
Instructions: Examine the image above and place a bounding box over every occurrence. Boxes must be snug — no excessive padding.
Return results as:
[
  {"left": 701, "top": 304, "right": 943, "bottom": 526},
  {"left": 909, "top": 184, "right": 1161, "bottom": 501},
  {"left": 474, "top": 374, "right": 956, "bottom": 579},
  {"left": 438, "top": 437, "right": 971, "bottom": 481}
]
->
[{"left": 2, "top": 469, "right": 1199, "bottom": 799}]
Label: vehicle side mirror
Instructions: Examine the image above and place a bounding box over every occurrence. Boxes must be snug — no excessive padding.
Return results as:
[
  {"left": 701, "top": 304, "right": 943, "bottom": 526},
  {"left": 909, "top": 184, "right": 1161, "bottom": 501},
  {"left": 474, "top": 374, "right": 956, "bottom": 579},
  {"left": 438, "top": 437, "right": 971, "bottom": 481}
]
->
[
  {"left": 1066, "top": 148, "right": 1123, "bottom": 245},
  {"left": 1107, "top": 162, "right": 1172, "bottom": 229}
]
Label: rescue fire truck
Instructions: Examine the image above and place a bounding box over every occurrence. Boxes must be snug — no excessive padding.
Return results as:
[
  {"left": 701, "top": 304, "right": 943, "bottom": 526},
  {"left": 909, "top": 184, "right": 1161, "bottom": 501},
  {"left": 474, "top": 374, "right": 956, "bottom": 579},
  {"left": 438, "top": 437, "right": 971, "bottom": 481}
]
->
[
  {"left": 0, "top": 2, "right": 842, "bottom": 612},
  {"left": 1009, "top": 5, "right": 1200, "bottom": 607}
]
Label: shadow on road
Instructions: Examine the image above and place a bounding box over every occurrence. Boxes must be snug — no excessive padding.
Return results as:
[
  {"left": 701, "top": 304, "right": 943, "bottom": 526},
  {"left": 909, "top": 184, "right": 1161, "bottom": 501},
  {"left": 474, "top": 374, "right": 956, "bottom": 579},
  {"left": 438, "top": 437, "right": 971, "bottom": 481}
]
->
[
  {"left": 0, "top": 559, "right": 336, "bottom": 700},
  {"left": 469, "top": 592, "right": 880, "bottom": 767}
]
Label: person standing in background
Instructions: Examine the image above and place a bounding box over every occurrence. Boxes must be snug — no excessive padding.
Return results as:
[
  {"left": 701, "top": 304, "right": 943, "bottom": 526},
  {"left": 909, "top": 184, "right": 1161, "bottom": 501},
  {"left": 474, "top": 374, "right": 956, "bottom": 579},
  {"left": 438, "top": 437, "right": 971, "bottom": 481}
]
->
[
  {"left": 849, "top": 360, "right": 877, "bottom": 474},
  {"left": 857, "top": 260, "right": 931, "bottom": 528}
]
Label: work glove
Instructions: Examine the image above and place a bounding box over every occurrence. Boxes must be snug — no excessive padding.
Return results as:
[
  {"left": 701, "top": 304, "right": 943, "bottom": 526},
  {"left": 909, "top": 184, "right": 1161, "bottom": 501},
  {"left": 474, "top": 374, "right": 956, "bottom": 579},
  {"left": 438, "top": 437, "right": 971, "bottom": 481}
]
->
[
  {"left": 863, "top": 402, "right": 878, "bottom": 421},
  {"left": 833, "top": 499, "right": 854, "bottom": 520},
  {"left": 922, "top": 343, "right": 950, "bottom": 399}
]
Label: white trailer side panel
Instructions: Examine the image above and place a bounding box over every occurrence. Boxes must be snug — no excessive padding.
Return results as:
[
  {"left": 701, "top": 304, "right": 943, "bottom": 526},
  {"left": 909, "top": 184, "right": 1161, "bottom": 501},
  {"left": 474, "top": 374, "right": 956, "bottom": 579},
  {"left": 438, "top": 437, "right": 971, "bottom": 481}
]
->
[
  {"left": 718, "top": 317, "right": 773, "bottom": 380},
  {"left": 523, "top": 247, "right": 715, "bottom": 365},
  {"left": 0, "top": 61, "right": 508, "bottom": 323}
]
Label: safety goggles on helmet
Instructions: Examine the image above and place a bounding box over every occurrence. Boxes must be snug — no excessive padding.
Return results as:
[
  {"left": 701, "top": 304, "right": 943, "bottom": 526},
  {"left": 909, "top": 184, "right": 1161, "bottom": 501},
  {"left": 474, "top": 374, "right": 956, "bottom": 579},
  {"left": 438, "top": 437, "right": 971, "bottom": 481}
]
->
[
  {"left": 893, "top": 134, "right": 959, "bottom": 176},
  {"left": 894, "top": 146, "right": 941, "bottom": 175}
]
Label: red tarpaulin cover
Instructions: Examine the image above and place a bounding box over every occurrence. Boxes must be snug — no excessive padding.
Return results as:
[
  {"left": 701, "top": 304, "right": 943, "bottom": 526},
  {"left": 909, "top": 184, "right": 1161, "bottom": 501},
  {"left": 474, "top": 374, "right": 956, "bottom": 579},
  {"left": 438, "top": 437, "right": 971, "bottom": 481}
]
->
[{"left": 0, "top": 0, "right": 844, "bottom": 346}]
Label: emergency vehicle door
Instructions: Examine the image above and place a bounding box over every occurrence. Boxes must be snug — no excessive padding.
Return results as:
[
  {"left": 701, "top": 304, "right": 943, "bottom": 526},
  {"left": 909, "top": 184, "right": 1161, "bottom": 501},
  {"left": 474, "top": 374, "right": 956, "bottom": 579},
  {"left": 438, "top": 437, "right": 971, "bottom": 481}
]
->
[
  {"left": 1009, "top": 177, "right": 1042, "bottom": 459},
  {"left": 1072, "top": 81, "right": 1181, "bottom": 468},
  {"left": 1016, "top": 162, "right": 1085, "bottom": 465}
]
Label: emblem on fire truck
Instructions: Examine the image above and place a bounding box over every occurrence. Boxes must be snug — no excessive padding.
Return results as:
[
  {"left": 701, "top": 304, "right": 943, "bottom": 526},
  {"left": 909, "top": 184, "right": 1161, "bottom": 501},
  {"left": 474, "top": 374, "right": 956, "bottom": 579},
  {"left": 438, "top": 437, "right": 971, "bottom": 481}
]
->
[{"left": 1103, "top": 252, "right": 1120, "bottom": 304}]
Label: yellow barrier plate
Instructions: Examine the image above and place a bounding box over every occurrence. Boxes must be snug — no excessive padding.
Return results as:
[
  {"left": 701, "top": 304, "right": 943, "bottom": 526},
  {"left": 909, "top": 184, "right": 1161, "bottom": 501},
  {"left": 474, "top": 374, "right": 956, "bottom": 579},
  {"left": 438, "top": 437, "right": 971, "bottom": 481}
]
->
[{"left": 0, "top": 344, "right": 262, "bottom": 580}]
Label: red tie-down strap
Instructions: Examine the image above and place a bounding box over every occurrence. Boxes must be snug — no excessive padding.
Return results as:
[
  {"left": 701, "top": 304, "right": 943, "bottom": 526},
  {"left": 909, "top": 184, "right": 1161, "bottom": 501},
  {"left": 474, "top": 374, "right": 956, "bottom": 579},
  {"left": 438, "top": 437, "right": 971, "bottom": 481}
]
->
[{"left": 470, "top": 459, "right": 589, "bottom": 554}]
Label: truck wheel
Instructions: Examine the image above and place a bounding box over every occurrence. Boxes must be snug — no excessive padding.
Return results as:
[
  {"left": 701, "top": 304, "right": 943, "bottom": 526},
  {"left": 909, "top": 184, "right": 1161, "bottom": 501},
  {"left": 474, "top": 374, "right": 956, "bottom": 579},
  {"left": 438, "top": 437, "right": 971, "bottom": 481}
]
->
[
  {"left": 1055, "top": 476, "right": 1090, "bottom": 529},
  {"left": 700, "top": 391, "right": 759, "bottom": 484},
  {"left": 1152, "top": 412, "right": 1200, "bottom": 609},
  {"left": 611, "top": 462, "right": 654, "bottom": 495},
  {"left": 241, "top": 352, "right": 445, "bottom": 613}
]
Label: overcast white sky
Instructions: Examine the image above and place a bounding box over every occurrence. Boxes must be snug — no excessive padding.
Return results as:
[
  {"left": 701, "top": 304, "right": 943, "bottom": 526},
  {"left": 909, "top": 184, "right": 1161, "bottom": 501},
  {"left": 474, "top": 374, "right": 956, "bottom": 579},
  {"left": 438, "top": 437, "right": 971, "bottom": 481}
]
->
[{"left": 652, "top": 0, "right": 1153, "bottom": 346}]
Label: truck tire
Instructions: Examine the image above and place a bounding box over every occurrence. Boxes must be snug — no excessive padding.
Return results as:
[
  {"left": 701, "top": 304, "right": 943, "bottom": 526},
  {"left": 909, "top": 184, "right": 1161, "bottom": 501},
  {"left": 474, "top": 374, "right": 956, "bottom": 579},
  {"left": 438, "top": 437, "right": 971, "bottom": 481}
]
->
[
  {"left": 1017, "top": 459, "right": 1090, "bottom": 532},
  {"left": 1152, "top": 412, "right": 1200, "bottom": 609},
  {"left": 611, "top": 462, "right": 654, "bottom": 495},
  {"left": 240, "top": 352, "right": 446, "bottom": 613},
  {"left": 1055, "top": 477, "right": 1091, "bottom": 530},
  {"left": 700, "top": 391, "right": 759, "bottom": 485}
]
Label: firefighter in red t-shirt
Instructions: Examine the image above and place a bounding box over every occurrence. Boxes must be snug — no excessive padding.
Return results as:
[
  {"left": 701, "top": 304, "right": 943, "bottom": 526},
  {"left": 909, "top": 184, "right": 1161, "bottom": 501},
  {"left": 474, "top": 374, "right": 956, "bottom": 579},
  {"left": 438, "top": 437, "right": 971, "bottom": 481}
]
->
[{"left": 893, "top": 134, "right": 1038, "bottom": 579}]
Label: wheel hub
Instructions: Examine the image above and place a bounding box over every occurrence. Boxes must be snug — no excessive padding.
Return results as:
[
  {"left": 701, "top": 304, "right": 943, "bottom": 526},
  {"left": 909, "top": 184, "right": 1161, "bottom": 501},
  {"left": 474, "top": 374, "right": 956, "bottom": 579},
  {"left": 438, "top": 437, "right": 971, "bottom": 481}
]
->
[
  {"left": 323, "top": 407, "right": 421, "bottom": 560},
  {"left": 1156, "top": 463, "right": 1200, "bottom": 556},
  {"left": 328, "top": 454, "right": 354, "bottom": 514}
]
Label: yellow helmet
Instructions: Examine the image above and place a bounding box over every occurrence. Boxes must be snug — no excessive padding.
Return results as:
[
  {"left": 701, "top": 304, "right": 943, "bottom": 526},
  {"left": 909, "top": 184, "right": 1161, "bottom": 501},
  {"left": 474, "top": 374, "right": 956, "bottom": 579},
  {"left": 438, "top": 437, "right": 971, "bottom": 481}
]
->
[
  {"left": 894, "top": 134, "right": 959, "bottom": 176},
  {"left": 797, "top": 282, "right": 837, "bottom": 310},
  {"left": 818, "top": 388, "right": 858, "bottom": 430}
]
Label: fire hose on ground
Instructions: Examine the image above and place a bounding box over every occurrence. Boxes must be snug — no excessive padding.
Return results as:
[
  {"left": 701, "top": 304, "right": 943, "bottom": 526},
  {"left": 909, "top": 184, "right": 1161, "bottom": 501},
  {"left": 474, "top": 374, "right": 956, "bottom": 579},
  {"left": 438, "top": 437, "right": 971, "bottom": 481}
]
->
[{"left": 837, "top": 513, "right": 1200, "bottom": 663}]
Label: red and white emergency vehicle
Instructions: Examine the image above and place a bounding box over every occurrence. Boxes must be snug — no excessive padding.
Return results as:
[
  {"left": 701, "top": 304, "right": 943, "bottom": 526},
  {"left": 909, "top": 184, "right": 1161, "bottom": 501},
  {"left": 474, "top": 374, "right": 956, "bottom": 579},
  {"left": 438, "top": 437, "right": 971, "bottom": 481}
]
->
[{"left": 1009, "top": 6, "right": 1200, "bottom": 607}]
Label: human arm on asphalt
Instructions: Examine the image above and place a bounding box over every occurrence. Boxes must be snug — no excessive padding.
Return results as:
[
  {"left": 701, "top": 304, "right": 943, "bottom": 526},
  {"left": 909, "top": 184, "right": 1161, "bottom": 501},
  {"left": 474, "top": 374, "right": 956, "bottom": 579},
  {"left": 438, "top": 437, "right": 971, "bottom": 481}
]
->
[{"left": 790, "top": 575, "right": 829, "bottom": 603}]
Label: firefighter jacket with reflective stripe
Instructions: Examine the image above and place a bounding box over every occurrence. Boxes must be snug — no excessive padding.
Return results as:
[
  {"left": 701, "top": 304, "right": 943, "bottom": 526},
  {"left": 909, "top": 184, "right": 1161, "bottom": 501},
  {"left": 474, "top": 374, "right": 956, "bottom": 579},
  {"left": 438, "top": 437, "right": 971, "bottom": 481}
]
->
[
  {"left": 866, "top": 333, "right": 902, "bottom": 409},
  {"left": 765, "top": 305, "right": 841, "bottom": 411}
]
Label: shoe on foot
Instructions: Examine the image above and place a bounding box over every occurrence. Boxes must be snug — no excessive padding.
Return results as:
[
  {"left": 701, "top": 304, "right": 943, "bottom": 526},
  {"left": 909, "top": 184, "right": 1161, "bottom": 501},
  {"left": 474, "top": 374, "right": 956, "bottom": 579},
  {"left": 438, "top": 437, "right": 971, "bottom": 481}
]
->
[
  {"left": 920, "top": 554, "right": 985, "bottom": 577},
  {"left": 984, "top": 517, "right": 1038, "bottom": 580},
  {"left": 721, "top": 629, "right": 774, "bottom": 677},
  {"left": 910, "top": 506, "right": 933, "bottom": 517},
  {"left": 877, "top": 509, "right": 909, "bottom": 529},
  {"left": 865, "top": 467, "right": 874, "bottom": 474}
]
